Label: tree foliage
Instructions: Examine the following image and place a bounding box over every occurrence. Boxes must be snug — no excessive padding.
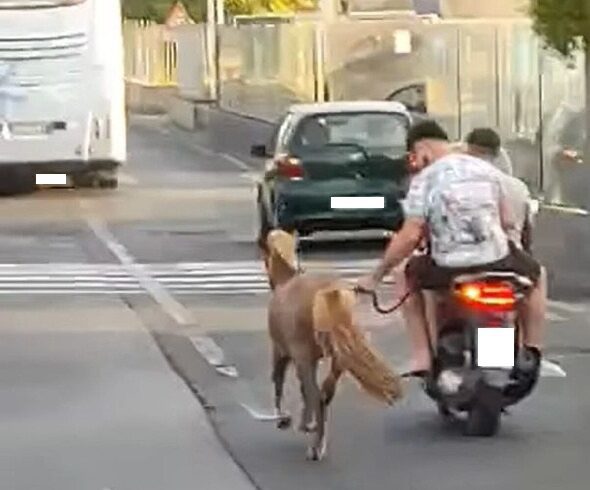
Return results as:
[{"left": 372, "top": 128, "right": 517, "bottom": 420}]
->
[
  {"left": 122, "top": 0, "right": 206, "bottom": 23},
  {"left": 225, "top": 0, "right": 316, "bottom": 15},
  {"left": 529, "top": 0, "right": 588, "bottom": 58},
  {"left": 122, "top": 0, "right": 315, "bottom": 22}
]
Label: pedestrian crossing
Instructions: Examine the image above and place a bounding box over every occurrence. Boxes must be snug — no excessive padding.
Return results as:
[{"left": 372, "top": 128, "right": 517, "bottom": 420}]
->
[
  {"left": 0, "top": 260, "right": 584, "bottom": 322},
  {"left": 0, "top": 259, "right": 377, "bottom": 296}
]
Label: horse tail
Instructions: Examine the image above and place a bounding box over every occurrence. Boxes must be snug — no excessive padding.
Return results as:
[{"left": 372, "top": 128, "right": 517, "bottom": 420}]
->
[{"left": 312, "top": 286, "right": 404, "bottom": 405}]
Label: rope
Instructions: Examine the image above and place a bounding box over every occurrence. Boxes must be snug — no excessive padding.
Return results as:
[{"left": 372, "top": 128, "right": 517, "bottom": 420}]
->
[{"left": 354, "top": 286, "right": 412, "bottom": 315}]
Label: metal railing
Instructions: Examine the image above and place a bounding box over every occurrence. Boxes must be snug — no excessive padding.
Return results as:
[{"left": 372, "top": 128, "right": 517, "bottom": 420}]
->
[
  {"left": 122, "top": 16, "right": 587, "bottom": 209},
  {"left": 123, "top": 19, "right": 178, "bottom": 87}
]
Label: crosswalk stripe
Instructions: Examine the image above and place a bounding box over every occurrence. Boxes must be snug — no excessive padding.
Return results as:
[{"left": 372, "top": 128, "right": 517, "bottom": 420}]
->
[{"left": 0, "top": 259, "right": 584, "bottom": 322}]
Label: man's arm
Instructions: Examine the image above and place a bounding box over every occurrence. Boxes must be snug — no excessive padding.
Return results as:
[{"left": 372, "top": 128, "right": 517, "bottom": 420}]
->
[
  {"left": 371, "top": 218, "right": 425, "bottom": 283},
  {"left": 498, "top": 176, "right": 517, "bottom": 235}
]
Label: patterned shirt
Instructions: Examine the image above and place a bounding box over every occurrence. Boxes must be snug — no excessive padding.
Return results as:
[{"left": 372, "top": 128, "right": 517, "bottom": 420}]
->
[{"left": 403, "top": 153, "right": 510, "bottom": 267}]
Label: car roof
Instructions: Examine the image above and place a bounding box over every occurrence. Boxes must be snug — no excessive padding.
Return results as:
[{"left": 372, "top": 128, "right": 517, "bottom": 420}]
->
[{"left": 288, "top": 101, "right": 410, "bottom": 117}]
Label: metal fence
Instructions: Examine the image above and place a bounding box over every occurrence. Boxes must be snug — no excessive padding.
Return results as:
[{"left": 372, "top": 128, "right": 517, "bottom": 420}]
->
[
  {"left": 123, "top": 19, "right": 178, "bottom": 86},
  {"left": 123, "top": 17, "right": 587, "bottom": 209},
  {"left": 217, "top": 22, "right": 317, "bottom": 120}
]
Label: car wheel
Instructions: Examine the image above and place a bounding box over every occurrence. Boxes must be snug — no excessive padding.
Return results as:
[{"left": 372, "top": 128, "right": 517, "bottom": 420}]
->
[{"left": 256, "top": 198, "right": 272, "bottom": 245}]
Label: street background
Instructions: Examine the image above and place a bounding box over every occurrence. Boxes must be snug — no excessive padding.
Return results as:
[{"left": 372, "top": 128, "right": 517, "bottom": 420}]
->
[{"left": 1, "top": 114, "right": 588, "bottom": 489}]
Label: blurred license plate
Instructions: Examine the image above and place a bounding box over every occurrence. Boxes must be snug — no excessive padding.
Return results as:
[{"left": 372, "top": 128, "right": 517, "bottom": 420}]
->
[
  {"left": 331, "top": 196, "right": 385, "bottom": 209},
  {"left": 10, "top": 123, "right": 47, "bottom": 136},
  {"left": 477, "top": 327, "right": 515, "bottom": 368}
]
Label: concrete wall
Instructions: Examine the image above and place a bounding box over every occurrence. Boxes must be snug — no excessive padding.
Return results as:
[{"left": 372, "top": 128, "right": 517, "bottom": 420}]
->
[{"left": 125, "top": 82, "right": 176, "bottom": 115}]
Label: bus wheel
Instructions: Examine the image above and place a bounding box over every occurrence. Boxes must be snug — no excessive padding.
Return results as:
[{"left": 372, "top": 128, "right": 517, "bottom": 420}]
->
[
  {"left": 99, "top": 176, "right": 118, "bottom": 189},
  {"left": 0, "top": 167, "right": 35, "bottom": 196},
  {"left": 72, "top": 171, "right": 98, "bottom": 188}
]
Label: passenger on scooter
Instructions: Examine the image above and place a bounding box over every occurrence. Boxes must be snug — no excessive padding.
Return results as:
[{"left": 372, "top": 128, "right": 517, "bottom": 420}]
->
[
  {"left": 357, "top": 120, "right": 546, "bottom": 377},
  {"left": 464, "top": 128, "right": 533, "bottom": 253}
]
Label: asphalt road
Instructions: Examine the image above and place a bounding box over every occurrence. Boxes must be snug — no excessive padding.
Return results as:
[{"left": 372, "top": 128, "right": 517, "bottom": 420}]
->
[{"left": 1, "top": 114, "right": 589, "bottom": 490}]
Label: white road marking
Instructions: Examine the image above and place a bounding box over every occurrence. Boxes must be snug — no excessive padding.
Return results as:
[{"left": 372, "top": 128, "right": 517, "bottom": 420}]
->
[
  {"left": 240, "top": 403, "right": 284, "bottom": 422},
  {"left": 153, "top": 121, "right": 256, "bottom": 177},
  {"left": 0, "top": 260, "right": 584, "bottom": 324},
  {"left": 546, "top": 311, "right": 567, "bottom": 322},
  {"left": 85, "top": 215, "right": 194, "bottom": 325},
  {"left": 548, "top": 299, "right": 588, "bottom": 314},
  {"left": 221, "top": 152, "right": 250, "bottom": 172},
  {"left": 190, "top": 335, "right": 239, "bottom": 376},
  {"left": 540, "top": 359, "right": 567, "bottom": 378},
  {"left": 541, "top": 203, "right": 589, "bottom": 216}
]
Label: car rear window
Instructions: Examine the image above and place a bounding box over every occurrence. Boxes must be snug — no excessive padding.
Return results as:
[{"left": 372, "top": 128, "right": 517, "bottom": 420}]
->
[{"left": 292, "top": 112, "right": 408, "bottom": 154}]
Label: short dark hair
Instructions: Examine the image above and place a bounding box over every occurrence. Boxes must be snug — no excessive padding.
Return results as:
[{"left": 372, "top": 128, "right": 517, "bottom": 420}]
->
[
  {"left": 406, "top": 120, "right": 449, "bottom": 152},
  {"left": 466, "top": 128, "right": 501, "bottom": 156}
]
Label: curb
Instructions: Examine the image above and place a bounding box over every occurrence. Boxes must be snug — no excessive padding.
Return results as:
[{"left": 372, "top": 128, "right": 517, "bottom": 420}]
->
[{"left": 215, "top": 106, "right": 276, "bottom": 125}]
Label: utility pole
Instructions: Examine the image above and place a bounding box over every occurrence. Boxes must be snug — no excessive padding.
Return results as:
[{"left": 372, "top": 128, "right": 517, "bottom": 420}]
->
[
  {"left": 215, "top": 0, "right": 225, "bottom": 26},
  {"left": 206, "top": 0, "right": 224, "bottom": 101},
  {"left": 315, "top": 0, "right": 337, "bottom": 102}
]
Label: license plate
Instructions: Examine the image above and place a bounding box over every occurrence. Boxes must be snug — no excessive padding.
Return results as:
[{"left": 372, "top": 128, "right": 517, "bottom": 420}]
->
[
  {"left": 10, "top": 123, "right": 47, "bottom": 136},
  {"left": 476, "top": 327, "right": 515, "bottom": 368},
  {"left": 36, "top": 174, "right": 68, "bottom": 186},
  {"left": 330, "top": 196, "right": 385, "bottom": 209}
]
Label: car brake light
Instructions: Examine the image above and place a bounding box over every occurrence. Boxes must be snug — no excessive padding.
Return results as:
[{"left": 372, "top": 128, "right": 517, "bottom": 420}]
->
[
  {"left": 276, "top": 155, "right": 304, "bottom": 180},
  {"left": 455, "top": 281, "right": 516, "bottom": 312}
]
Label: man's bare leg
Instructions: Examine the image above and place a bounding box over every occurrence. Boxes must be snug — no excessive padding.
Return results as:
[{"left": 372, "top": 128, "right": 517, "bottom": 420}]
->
[
  {"left": 393, "top": 262, "right": 432, "bottom": 372},
  {"left": 423, "top": 290, "right": 438, "bottom": 352},
  {"left": 519, "top": 266, "right": 547, "bottom": 351},
  {"left": 400, "top": 291, "right": 432, "bottom": 372}
]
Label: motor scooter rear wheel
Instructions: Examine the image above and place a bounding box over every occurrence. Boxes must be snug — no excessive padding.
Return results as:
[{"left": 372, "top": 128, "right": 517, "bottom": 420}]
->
[{"left": 464, "top": 405, "right": 501, "bottom": 437}]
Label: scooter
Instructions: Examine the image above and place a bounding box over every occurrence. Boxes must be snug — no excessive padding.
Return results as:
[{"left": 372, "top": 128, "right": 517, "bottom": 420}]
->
[{"left": 421, "top": 270, "right": 542, "bottom": 436}]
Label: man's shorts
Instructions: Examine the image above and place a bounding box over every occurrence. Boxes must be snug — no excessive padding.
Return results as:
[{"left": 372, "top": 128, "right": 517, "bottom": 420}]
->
[{"left": 405, "top": 242, "right": 542, "bottom": 290}]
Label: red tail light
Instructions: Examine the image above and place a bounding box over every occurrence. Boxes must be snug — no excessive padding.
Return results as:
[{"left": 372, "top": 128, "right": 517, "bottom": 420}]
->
[
  {"left": 276, "top": 155, "right": 304, "bottom": 180},
  {"left": 455, "top": 281, "right": 516, "bottom": 312}
]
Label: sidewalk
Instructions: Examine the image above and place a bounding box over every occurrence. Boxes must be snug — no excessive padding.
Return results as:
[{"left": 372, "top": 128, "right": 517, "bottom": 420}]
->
[{"left": 0, "top": 296, "right": 257, "bottom": 490}]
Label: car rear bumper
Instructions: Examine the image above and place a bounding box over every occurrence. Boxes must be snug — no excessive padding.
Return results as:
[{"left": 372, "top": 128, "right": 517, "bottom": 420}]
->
[
  {"left": 277, "top": 208, "right": 404, "bottom": 233},
  {"left": 269, "top": 180, "right": 407, "bottom": 233}
]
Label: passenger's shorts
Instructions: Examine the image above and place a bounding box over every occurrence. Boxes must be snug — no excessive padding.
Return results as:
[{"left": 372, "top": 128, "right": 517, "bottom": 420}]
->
[{"left": 405, "top": 242, "right": 542, "bottom": 290}]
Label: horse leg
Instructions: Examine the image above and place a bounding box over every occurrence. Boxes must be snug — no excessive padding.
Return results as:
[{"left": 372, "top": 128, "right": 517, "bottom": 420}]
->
[
  {"left": 272, "top": 347, "right": 291, "bottom": 430},
  {"left": 321, "top": 356, "right": 343, "bottom": 408},
  {"left": 298, "top": 383, "right": 313, "bottom": 432},
  {"left": 296, "top": 360, "right": 326, "bottom": 461}
]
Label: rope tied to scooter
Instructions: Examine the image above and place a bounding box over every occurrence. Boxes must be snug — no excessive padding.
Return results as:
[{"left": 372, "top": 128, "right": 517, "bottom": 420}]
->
[{"left": 353, "top": 285, "right": 412, "bottom": 315}]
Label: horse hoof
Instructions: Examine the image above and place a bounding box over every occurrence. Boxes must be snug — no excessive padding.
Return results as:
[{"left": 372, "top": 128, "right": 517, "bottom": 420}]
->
[
  {"left": 306, "top": 442, "right": 327, "bottom": 461},
  {"left": 277, "top": 415, "right": 292, "bottom": 430},
  {"left": 299, "top": 421, "right": 317, "bottom": 433}
]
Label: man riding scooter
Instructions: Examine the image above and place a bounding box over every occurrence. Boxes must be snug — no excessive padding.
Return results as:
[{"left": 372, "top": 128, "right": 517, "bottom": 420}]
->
[
  {"left": 357, "top": 120, "right": 546, "bottom": 378},
  {"left": 464, "top": 128, "right": 535, "bottom": 253}
]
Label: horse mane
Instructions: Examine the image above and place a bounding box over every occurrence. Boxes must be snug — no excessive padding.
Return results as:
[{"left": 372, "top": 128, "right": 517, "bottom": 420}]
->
[{"left": 263, "top": 230, "right": 298, "bottom": 289}]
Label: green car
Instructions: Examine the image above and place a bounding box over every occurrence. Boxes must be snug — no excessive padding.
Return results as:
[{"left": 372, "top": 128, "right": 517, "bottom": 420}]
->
[{"left": 252, "top": 101, "right": 413, "bottom": 239}]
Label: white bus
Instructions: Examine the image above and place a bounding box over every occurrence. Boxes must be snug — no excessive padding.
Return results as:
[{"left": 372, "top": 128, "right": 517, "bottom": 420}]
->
[{"left": 0, "top": 0, "right": 126, "bottom": 193}]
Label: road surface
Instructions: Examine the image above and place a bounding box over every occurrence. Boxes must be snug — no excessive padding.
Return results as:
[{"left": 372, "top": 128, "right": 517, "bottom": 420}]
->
[{"left": 1, "top": 114, "right": 589, "bottom": 490}]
